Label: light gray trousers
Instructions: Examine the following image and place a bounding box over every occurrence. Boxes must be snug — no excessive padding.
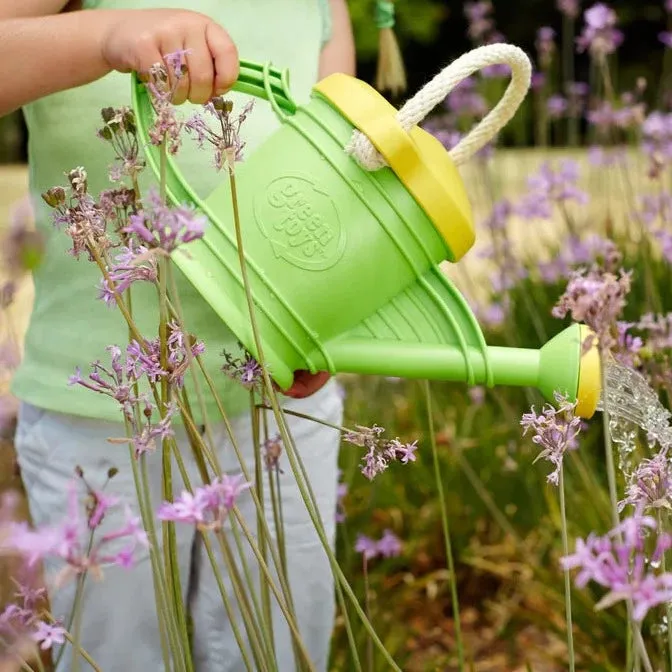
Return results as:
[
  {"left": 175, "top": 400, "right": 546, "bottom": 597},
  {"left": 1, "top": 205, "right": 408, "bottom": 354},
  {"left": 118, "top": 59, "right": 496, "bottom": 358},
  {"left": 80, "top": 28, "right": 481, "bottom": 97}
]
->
[{"left": 14, "top": 380, "right": 343, "bottom": 671}]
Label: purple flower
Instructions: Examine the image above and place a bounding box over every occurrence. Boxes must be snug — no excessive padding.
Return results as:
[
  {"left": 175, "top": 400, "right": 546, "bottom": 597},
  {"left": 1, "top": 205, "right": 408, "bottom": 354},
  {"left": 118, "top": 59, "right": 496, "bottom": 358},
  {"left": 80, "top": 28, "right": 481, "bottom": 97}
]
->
[
  {"left": 539, "top": 258, "right": 571, "bottom": 284},
  {"left": 0, "top": 567, "right": 46, "bottom": 647},
  {"left": 163, "top": 49, "right": 190, "bottom": 80},
  {"left": 638, "top": 313, "right": 672, "bottom": 351},
  {"left": 124, "top": 188, "right": 206, "bottom": 253},
  {"left": 70, "top": 333, "right": 201, "bottom": 453},
  {"left": 619, "top": 453, "right": 672, "bottom": 512},
  {"left": 660, "top": 31, "right": 672, "bottom": 48},
  {"left": 145, "top": 51, "right": 190, "bottom": 154},
  {"left": 97, "top": 107, "right": 144, "bottom": 182},
  {"left": 444, "top": 77, "right": 487, "bottom": 119},
  {"left": 552, "top": 265, "right": 631, "bottom": 351},
  {"left": 654, "top": 228, "right": 672, "bottom": 264},
  {"left": 86, "top": 489, "right": 120, "bottom": 530},
  {"left": 355, "top": 530, "right": 403, "bottom": 561},
  {"left": 128, "top": 403, "right": 176, "bottom": 456},
  {"left": 387, "top": 439, "right": 418, "bottom": 464},
  {"left": 588, "top": 145, "right": 626, "bottom": 167},
  {"left": 566, "top": 81, "right": 589, "bottom": 117},
  {"left": 377, "top": 530, "right": 403, "bottom": 558},
  {"left": 98, "top": 187, "right": 136, "bottom": 232},
  {"left": 587, "top": 101, "right": 617, "bottom": 131},
  {"left": 561, "top": 512, "right": 672, "bottom": 621},
  {"left": 639, "top": 193, "right": 672, "bottom": 226},
  {"left": 577, "top": 3, "right": 624, "bottom": 56},
  {"left": 98, "top": 243, "right": 158, "bottom": 306},
  {"left": 464, "top": 1, "right": 494, "bottom": 43},
  {"left": 0, "top": 481, "right": 148, "bottom": 580},
  {"left": 468, "top": 386, "right": 485, "bottom": 406},
  {"left": 564, "top": 234, "right": 622, "bottom": 270},
  {"left": 531, "top": 72, "right": 546, "bottom": 91},
  {"left": 613, "top": 321, "right": 643, "bottom": 369},
  {"left": 222, "top": 348, "right": 264, "bottom": 390},
  {"left": 483, "top": 200, "right": 511, "bottom": 232},
  {"left": 41, "top": 168, "right": 110, "bottom": 260},
  {"left": 186, "top": 98, "right": 255, "bottom": 172},
  {"left": 667, "top": 0, "right": 672, "bottom": 14},
  {"left": 547, "top": 95, "right": 568, "bottom": 119},
  {"left": 354, "top": 534, "right": 379, "bottom": 561},
  {"left": 536, "top": 27, "right": 556, "bottom": 64},
  {"left": 521, "top": 392, "right": 582, "bottom": 485},
  {"left": 557, "top": 0, "right": 580, "bottom": 19},
  {"left": 479, "top": 31, "right": 511, "bottom": 77},
  {"left": 475, "top": 300, "right": 507, "bottom": 329},
  {"left": 343, "top": 425, "right": 419, "bottom": 480},
  {"left": 32, "top": 621, "right": 67, "bottom": 651},
  {"left": 68, "top": 345, "right": 134, "bottom": 415},
  {"left": 515, "top": 161, "right": 588, "bottom": 220},
  {"left": 157, "top": 474, "right": 252, "bottom": 530},
  {"left": 125, "top": 339, "right": 167, "bottom": 384},
  {"left": 641, "top": 112, "right": 672, "bottom": 175}
]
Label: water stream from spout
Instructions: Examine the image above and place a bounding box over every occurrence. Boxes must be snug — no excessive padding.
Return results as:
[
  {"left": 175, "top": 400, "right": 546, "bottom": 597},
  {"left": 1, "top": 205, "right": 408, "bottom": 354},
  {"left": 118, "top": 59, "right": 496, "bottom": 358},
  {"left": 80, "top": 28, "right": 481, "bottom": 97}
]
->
[{"left": 597, "top": 360, "right": 672, "bottom": 475}]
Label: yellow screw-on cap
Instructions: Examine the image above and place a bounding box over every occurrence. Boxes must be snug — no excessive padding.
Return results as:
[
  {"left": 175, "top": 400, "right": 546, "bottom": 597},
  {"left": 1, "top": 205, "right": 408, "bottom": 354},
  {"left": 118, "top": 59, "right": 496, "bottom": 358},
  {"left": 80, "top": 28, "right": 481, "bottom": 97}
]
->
[
  {"left": 313, "top": 73, "right": 476, "bottom": 262},
  {"left": 576, "top": 325, "right": 601, "bottom": 419}
]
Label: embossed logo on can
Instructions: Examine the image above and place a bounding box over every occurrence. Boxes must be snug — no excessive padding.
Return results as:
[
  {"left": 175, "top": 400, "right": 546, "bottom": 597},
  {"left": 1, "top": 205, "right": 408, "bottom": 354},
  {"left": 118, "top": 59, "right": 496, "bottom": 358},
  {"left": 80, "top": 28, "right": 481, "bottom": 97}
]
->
[{"left": 254, "top": 175, "right": 346, "bottom": 271}]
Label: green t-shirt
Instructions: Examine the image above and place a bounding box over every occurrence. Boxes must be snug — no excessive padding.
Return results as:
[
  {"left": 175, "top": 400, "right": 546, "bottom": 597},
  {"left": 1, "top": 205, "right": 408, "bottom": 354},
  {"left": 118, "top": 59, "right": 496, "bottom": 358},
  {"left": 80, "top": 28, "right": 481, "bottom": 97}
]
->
[{"left": 11, "top": 0, "right": 332, "bottom": 423}]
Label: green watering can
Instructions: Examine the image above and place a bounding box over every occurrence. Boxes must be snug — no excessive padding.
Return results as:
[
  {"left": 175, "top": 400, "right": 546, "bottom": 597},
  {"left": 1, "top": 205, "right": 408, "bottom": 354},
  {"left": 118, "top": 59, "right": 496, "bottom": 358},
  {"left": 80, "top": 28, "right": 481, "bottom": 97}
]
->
[{"left": 131, "top": 44, "right": 601, "bottom": 419}]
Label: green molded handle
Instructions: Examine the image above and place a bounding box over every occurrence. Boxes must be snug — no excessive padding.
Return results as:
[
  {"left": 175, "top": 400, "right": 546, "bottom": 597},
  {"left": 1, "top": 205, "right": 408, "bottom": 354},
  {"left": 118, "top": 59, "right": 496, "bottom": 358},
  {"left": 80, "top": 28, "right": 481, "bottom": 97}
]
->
[{"left": 130, "top": 59, "right": 296, "bottom": 210}]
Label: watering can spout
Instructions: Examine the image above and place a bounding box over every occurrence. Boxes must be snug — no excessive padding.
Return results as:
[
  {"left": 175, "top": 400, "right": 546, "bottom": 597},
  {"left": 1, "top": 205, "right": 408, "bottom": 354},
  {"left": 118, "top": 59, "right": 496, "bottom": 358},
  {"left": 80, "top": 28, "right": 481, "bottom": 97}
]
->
[{"left": 323, "top": 323, "right": 601, "bottom": 419}]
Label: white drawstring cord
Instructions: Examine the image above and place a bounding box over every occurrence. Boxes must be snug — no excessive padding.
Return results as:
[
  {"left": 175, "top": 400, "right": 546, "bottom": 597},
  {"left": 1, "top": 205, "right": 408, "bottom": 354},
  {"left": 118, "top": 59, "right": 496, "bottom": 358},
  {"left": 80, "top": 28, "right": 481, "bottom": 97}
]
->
[{"left": 345, "top": 43, "right": 532, "bottom": 169}]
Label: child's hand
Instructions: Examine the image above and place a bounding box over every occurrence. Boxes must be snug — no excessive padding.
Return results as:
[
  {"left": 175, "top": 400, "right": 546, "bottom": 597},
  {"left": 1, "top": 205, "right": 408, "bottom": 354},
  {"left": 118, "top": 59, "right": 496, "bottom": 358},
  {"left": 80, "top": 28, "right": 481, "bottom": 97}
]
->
[
  {"left": 282, "top": 371, "right": 332, "bottom": 399},
  {"left": 101, "top": 9, "right": 239, "bottom": 105}
]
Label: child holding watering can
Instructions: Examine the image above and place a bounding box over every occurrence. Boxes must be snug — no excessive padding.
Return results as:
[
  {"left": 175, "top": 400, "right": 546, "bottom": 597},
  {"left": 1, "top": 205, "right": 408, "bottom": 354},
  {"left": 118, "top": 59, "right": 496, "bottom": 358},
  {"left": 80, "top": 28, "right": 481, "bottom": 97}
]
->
[{"left": 0, "top": 1, "right": 354, "bottom": 670}]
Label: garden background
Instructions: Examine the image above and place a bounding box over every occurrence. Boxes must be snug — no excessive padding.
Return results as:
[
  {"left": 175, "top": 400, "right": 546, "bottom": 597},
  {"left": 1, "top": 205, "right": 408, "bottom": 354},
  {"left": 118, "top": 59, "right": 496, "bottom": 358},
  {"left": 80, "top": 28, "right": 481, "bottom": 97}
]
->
[{"left": 1, "top": 1, "right": 670, "bottom": 670}]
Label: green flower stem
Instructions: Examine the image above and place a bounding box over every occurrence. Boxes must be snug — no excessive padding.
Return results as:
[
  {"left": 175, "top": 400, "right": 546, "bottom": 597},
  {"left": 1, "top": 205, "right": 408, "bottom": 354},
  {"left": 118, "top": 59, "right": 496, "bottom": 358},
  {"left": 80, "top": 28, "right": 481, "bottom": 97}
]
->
[
  {"left": 559, "top": 468, "right": 576, "bottom": 672},
  {"left": 59, "top": 631, "right": 102, "bottom": 672},
  {"left": 157, "top": 139, "right": 190, "bottom": 667},
  {"left": 200, "top": 533, "right": 256, "bottom": 672},
  {"left": 130, "top": 447, "right": 173, "bottom": 671},
  {"left": 228, "top": 514, "right": 279, "bottom": 670},
  {"left": 231, "top": 511, "right": 316, "bottom": 671},
  {"left": 214, "top": 529, "right": 275, "bottom": 672},
  {"left": 423, "top": 380, "right": 464, "bottom": 671},
  {"left": 251, "top": 394, "right": 275, "bottom": 658},
  {"left": 165, "top": 263, "right": 218, "bottom": 458},
  {"left": 659, "top": 511, "right": 672, "bottom": 672},
  {"left": 167, "top": 428, "right": 275, "bottom": 672},
  {"left": 141, "top": 456, "right": 188, "bottom": 671},
  {"left": 52, "top": 530, "right": 95, "bottom": 672},
  {"left": 173, "top": 386, "right": 299, "bottom": 622}
]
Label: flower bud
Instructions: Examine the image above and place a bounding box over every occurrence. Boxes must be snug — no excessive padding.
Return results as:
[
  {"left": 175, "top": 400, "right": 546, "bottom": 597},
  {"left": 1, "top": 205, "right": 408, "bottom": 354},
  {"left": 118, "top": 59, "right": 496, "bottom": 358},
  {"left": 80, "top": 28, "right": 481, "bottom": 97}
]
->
[{"left": 41, "top": 186, "right": 66, "bottom": 208}]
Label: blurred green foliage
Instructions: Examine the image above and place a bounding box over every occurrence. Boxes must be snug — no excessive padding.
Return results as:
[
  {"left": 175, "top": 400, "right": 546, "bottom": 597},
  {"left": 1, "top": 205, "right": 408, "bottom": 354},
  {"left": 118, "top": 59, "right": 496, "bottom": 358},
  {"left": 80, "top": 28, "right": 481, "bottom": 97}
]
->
[
  {"left": 331, "top": 242, "right": 672, "bottom": 670},
  {"left": 347, "top": 0, "right": 448, "bottom": 61}
]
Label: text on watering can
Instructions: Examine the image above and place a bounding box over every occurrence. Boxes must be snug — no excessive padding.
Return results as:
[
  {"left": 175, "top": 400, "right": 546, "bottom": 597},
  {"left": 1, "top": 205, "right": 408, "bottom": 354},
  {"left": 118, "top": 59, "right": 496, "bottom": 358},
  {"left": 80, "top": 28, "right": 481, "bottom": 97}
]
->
[{"left": 256, "top": 176, "right": 344, "bottom": 271}]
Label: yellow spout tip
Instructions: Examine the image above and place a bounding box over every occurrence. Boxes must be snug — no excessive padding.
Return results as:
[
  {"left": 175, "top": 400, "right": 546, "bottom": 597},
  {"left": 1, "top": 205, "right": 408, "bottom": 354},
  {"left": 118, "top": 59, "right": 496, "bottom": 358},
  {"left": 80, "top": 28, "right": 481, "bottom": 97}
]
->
[{"left": 576, "top": 325, "right": 601, "bottom": 419}]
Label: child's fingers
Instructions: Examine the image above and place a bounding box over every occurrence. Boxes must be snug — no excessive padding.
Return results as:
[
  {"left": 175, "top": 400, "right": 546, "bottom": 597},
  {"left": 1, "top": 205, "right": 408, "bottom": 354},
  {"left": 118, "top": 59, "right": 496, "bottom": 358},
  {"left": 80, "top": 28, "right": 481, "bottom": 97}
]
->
[
  {"left": 184, "top": 32, "right": 215, "bottom": 105},
  {"left": 131, "top": 34, "right": 164, "bottom": 80},
  {"left": 205, "top": 23, "right": 239, "bottom": 96},
  {"left": 282, "top": 371, "right": 331, "bottom": 399},
  {"left": 160, "top": 37, "right": 190, "bottom": 105}
]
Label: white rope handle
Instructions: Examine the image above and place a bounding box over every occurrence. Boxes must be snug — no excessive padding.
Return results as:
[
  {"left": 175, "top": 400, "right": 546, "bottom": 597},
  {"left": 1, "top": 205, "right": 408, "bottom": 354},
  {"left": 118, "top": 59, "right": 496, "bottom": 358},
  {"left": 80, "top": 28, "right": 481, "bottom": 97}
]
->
[{"left": 346, "top": 43, "right": 532, "bottom": 170}]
